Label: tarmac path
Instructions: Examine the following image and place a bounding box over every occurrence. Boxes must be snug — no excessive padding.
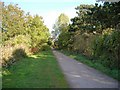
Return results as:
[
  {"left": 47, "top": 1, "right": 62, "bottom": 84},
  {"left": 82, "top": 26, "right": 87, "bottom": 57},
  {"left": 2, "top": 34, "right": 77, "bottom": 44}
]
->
[{"left": 53, "top": 50, "right": 120, "bottom": 89}]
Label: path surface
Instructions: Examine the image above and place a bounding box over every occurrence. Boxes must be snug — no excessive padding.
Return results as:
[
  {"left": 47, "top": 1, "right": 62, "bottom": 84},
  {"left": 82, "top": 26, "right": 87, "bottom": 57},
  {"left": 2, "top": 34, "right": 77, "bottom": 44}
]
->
[{"left": 53, "top": 50, "right": 120, "bottom": 88}]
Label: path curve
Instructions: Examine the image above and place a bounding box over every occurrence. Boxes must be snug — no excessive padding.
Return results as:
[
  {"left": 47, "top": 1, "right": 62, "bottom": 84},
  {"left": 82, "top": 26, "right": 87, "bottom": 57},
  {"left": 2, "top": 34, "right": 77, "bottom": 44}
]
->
[{"left": 53, "top": 50, "right": 120, "bottom": 88}]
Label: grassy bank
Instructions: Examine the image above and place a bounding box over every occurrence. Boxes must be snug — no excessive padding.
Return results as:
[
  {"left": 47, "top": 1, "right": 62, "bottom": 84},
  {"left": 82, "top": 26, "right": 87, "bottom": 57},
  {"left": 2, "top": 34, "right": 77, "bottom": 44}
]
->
[
  {"left": 2, "top": 50, "right": 69, "bottom": 88},
  {"left": 60, "top": 50, "right": 120, "bottom": 81}
]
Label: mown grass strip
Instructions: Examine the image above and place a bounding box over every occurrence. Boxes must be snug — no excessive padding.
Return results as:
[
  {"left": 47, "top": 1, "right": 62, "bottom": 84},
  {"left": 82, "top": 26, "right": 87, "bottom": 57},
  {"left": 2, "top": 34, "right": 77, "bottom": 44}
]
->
[
  {"left": 2, "top": 50, "right": 69, "bottom": 88},
  {"left": 60, "top": 50, "right": 120, "bottom": 81}
]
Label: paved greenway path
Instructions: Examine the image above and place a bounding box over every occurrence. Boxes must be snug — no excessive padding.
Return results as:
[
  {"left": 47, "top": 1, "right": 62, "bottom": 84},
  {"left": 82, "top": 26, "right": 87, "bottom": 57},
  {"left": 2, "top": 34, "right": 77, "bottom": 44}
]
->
[{"left": 52, "top": 50, "right": 120, "bottom": 88}]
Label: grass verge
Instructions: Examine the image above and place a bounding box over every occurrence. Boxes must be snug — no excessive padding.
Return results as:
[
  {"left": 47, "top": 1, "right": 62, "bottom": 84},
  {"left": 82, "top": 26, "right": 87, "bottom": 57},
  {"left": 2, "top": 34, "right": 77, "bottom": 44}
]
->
[
  {"left": 60, "top": 50, "right": 120, "bottom": 81},
  {"left": 2, "top": 50, "right": 69, "bottom": 88}
]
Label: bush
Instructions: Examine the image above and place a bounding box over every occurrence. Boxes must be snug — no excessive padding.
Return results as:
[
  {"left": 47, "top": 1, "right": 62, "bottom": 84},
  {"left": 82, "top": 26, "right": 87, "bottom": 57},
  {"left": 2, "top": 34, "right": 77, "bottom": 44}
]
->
[
  {"left": 93, "top": 29, "right": 120, "bottom": 69},
  {"left": 73, "top": 32, "right": 95, "bottom": 57},
  {"left": 30, "top": 47, "right": 39, "bottom": 53},
  {"left": 12, "top": 49, "right": 27, "bottom": 59},
  {"left": 1, "top": 42, "right": 30, "bottom": 68},
  {"left": 3, "top": 35, "right": 31, "bottom": 47},
  {"left": 40, "top": 43, "right": 51, "bottom": 51}
]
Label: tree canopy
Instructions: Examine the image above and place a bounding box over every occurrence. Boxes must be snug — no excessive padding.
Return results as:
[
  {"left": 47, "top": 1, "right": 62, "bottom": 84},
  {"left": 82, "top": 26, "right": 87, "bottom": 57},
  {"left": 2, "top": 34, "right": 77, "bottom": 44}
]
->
[
  {"left": 52, "top": 13, "right": 69, "bottom": 41},
  {"left": 53, "top": 1, "right": 120, "bottom": 69},
  {"left": 2, "top": 3, "right": 50, "bottom": 49}
]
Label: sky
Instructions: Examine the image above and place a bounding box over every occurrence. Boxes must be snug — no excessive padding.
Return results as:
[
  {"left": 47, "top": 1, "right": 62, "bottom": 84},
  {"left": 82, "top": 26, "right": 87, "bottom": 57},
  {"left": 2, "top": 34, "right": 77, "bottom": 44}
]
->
[{"left": 2, "top": 0, "right": 102, "bottom": 32}]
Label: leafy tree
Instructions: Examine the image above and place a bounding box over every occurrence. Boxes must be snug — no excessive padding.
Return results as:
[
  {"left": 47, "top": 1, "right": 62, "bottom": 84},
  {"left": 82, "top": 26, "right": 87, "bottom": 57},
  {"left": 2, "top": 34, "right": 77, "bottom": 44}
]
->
[
  {"left": 70, "top": 4, "right": 95, "bottom": 33},
  {"left": 2, "top": 3, "right": 50, "bottom": 51},
  {"left": 52, "top": 13, "right": 69, "bottom": 40},
  {"left": 57, "top": 26, "right": 71, "bottom": 49},
  {"left": 52, "top": 13, "right": 70, "bottom": 49},
  {"left": 29, "top": 15, "right": 50, "bottom": 48},
  {"left": 2, "top": 4, "right": 25, "bottom": 41},
  {"left": 55, "top": 2, "right": 120, "bottom": 69},
  {"left": 91, "top": 2, "right": 120, "bottom": 30},
  {"left": 68, "top": 2, "right": 120, "bottom": 69},
  {"left": 70, "top": 2, "right": 120, "bottom": 34}
]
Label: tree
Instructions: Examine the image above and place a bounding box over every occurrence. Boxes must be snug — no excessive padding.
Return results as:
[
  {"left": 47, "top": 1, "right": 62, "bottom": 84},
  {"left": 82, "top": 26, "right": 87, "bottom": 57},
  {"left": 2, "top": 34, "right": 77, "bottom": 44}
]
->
[
  {"left": 2, "top": 4, "right": 27, "bottom": 42},
  {"left": 52, "top": 13, "right": 69, "bottom": 40},
  {"left": 70, "top": 2, "right": 120, "bottom": 34},
  {"left": 29, "top": 15, "right": 50, "bottom": 48},
  {"left": 68, "top": 2, "right": 120, "bottom": 68},
  {"left": 70, "top": 4, "right": 96, "bottom": 34},
  {"left": 2, "top": 4, "right": 50, "bottom": 50}
]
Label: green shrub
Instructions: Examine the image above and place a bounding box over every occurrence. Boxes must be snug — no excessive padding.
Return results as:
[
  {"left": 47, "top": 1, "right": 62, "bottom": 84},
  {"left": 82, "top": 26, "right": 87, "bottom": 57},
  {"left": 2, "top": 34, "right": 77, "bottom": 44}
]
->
[
  {"left": 40, "top": 43, "right": 51, "bottom": 51},
  {"left": 3, "top": 35, "right": 31, "bottom": 53},
  {"left": 93, "top": 29, "right": 120, "bottom": 69},
  {"left": 1, "top": 41, "right": 30, "bottom": 68},
  {"left": 12, "top": 49, "right": 27, "bottom": 59},
  {"left": 73, "top": 32, "right": 95, "bottom": 57}
]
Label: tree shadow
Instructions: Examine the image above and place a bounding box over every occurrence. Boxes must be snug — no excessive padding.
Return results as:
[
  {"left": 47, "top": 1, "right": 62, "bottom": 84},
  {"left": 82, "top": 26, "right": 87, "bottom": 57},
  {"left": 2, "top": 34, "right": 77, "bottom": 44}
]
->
[
  {"left": 2, "top": 48, "right": 27, "bottom": 68},
  {"left": 12, "top": 48, "right": 27, "bottom": 59}
]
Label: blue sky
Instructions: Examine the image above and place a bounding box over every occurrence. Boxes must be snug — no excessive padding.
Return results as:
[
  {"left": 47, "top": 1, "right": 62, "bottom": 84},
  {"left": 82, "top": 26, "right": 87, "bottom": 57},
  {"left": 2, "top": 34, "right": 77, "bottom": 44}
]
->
[{"left": 2, "top": 0, "right": 102, "bottom": 32}]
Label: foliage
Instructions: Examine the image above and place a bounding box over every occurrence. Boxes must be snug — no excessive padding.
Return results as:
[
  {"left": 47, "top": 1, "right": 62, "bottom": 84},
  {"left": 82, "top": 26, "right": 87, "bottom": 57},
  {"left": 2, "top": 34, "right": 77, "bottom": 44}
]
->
[
  {"left": 47, "top": 38, "right": 52, "bottom": 46},
  {"left": 12, "top": 48, "right": 27, "bottom": 58},
  {"left": 2, "top": 44, "right": 29, "bottom": 68},
  {"left": 93, "top": 29, "right": 120, "bottom": 68},
  {"left": 53, "top": 2, "right": 120, "bottom": 70},
  {"left": 70, "top": 2, "right": 120, "bottom": 33},
  {"left": 2, "top": 4, "right": 50, "bottom": 49},
  {"left": 1, "top": 3, "right": 50, "bottom": 67},
  {"left": 57, "top": 26, "right": 72, "bottom": 49},
  {"left": 52, "top": 13, "right": 69, "bottom": 41},
  {"left": 52, "top": 13, "right": 73, "bottom": 50},
  {"left": 39, "top": 43, "right": 51, "bottom": 51},
  {"left": 73, "top": 32, "right": 96, "bottom": 57},
  {"left": 27, "top": 15, "right": 50, "bottom": 48},
  {"left": 3, "top": 35, "right": 31, "bottom": 47},
  {"left": 2, "top": 4, "right": 25, "bottom": 41}
]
